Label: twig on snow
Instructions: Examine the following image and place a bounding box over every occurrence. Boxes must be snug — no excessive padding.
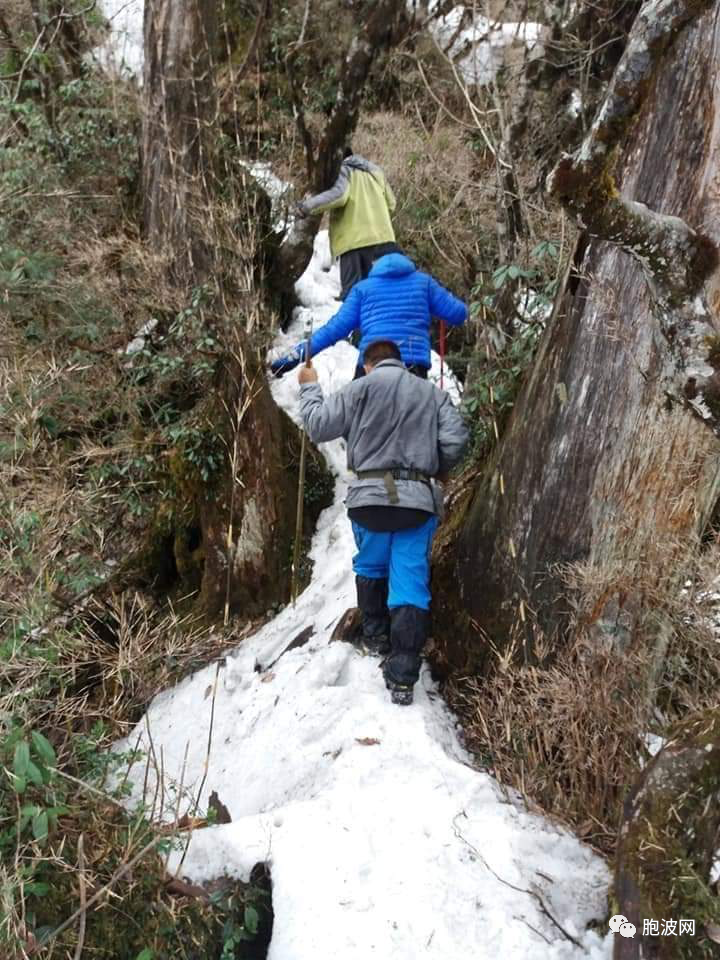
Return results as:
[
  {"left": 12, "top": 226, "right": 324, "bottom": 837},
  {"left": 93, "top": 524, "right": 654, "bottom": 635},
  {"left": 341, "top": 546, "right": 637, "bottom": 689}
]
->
[{"left": 452, "top": 812, "right": 584, "bottom": 949}]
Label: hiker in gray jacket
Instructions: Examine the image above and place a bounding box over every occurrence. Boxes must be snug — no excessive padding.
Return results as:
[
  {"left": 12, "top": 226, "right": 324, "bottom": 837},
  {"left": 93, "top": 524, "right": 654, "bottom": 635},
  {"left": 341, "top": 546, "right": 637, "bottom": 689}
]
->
[
  {"left": 296, "top": 147, "right": 398, "bottom": 299},
  {"left": 298, "top": 339, "right": 468, "bottom": 705}
]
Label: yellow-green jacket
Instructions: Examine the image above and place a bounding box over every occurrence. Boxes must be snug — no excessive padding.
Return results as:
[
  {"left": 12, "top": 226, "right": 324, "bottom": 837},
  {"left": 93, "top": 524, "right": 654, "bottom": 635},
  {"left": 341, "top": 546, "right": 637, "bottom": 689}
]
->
[{"left": 299, "top": 155, "right": 396, "bottom": 258}]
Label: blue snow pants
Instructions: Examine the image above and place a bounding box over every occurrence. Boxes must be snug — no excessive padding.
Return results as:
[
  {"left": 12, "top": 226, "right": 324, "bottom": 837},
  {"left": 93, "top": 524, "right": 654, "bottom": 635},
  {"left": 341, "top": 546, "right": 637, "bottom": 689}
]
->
[{"left": 351, "top": 516, "right": 439, "bottom": 609}]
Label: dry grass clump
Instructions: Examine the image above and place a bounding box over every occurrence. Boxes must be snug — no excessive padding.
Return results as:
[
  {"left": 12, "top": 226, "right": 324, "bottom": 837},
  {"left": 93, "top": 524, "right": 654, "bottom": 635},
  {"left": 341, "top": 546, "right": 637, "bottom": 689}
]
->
[
  {"left": 448, "top": 540, "right": 720, "bottom": 855},
  {"left": 450, "top": 635, "right": 651, "bottom": 851},
  {"left": 0, "top": 592, "right": 236, "bottom": 735},
  {"left": 0, "top": 759, "right": 271, "bottom": 960},
  {"left": 353, "top": 110, "right": 492, "bottom": 291}
]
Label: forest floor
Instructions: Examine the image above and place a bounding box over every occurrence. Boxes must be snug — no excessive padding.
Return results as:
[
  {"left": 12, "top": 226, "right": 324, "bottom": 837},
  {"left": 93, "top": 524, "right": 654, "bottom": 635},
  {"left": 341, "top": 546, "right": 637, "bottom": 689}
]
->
[{"left": 114, "top": 231, "right": 615, "bottom": 960}]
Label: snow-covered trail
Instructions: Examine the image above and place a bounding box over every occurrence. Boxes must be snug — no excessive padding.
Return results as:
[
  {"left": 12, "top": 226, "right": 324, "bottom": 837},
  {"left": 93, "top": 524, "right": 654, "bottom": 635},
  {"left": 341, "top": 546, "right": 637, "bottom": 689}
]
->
[{"left": 116, "top": 232, "right": 613, "bottom": 959}]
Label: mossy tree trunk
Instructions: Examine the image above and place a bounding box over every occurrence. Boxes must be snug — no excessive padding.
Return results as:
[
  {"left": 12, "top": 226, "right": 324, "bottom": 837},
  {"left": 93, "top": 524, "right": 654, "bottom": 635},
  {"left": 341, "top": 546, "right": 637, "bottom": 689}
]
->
[
  {"left": 614, "top": 707, "right": 720, "bottom": 959},
  {"left": 193, "top": 340, "right": 331, "bottom": 621},
  {"left": 140, "top": 0, "right": 327, "bottom": 620},
  {"left": 434, "top": 0, "right": 720, "bottom": 673},
  {"left": 141, "top": 0, "right": 217, "bottom": 284}
]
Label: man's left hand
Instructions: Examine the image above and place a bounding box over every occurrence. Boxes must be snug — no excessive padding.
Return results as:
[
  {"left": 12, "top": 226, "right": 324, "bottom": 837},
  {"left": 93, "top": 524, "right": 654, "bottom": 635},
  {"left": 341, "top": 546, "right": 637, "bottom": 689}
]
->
[{"left": 298, "top": 364, "right": 318, "bottom": 384}]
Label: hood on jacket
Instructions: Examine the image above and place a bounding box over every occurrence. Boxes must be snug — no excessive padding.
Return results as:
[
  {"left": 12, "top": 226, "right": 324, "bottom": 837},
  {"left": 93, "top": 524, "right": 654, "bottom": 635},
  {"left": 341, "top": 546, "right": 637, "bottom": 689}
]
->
[
  {"left": 343, "top": 154, "right": 373, "bottom": 172},
  {"left": 369, "top": 253, "right": 416, "bottom": 278}
]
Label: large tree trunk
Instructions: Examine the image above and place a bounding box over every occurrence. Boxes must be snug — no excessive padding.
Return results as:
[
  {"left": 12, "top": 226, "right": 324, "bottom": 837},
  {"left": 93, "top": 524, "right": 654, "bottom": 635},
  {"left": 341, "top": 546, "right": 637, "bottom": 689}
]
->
[
  {"left": 142, "top": 0, "right": 217, "bottom": 283},
  {"left": 193, "top": 334, "right": 332, "bottom": 621},
  {"left": 434, "top": 0, "right": 720, "bottom": 673},
  {"left": 139, "top": 0, "right": 325, "bottom": 620}
]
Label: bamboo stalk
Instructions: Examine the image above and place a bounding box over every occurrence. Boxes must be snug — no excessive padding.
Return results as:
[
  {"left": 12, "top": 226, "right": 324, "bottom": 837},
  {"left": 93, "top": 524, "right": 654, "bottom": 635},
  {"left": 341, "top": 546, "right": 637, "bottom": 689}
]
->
[{"left": 291, "top": 319, "right": 313, "bottom": 605}]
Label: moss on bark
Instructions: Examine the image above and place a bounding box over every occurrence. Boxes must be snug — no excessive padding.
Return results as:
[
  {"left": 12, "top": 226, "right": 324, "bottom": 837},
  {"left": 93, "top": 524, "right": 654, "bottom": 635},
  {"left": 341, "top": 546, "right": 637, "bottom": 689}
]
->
[{"left": 614, "top": 707, "right": 720, "bottom": 959}]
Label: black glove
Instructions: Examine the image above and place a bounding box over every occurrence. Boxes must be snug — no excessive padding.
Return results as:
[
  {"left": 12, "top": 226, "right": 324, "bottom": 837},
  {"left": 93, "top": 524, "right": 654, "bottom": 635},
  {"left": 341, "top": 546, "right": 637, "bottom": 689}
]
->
[{"left": 270, "top": 341, "right": 307, "bottom": 377}]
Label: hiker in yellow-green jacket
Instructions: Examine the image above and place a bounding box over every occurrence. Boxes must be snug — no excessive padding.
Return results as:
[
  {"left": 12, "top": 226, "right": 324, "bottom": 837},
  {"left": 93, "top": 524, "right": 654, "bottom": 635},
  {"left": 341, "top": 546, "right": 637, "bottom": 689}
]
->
[{"left": 296, "top": 147, "right": 398, "bottom": 299}]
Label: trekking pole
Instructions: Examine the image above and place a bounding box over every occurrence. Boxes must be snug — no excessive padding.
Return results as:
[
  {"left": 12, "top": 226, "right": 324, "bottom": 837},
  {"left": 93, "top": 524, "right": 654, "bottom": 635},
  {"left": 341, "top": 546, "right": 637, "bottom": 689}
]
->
[
  {"left": 290, "top": 316, "right": 313, "bottom": 606},
  {"left": 439, "top": 318, "right": 446, "bottom": 390}
]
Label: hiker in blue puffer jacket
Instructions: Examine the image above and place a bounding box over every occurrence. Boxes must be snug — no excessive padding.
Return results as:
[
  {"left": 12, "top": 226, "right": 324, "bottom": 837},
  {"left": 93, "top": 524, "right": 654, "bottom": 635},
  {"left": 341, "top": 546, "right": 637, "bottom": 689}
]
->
[{"left": 270, "top": 253, "right": 467, "bottom": 380}]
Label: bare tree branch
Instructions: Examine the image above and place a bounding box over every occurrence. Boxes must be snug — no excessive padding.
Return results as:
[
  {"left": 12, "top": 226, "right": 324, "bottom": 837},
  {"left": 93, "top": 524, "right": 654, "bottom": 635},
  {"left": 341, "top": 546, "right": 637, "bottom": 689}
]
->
[
  {"left": 234, "top": 0, "right": 270, "bottom": 80},
  {"left": 312, "top": 0, "right": 409, "bottom": 191}
]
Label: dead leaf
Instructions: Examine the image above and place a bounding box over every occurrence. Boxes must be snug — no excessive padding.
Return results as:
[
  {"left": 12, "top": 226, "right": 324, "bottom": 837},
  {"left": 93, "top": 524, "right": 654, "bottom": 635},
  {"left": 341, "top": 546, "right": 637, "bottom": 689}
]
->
[
  {"left": 355, "top": 737, "right": 380, "bottom": 746},
  {"left": 166, "top": 877, "right": 210, "bottom": 901},
  {"left": 204, "top": 684, "right": 213, "bottom": 700},
  {"left": 260, "top": 672, "right": 275, "bottom": 683},
  {"left": 165, "top": 814, "right": 207, "bottom": 833}
]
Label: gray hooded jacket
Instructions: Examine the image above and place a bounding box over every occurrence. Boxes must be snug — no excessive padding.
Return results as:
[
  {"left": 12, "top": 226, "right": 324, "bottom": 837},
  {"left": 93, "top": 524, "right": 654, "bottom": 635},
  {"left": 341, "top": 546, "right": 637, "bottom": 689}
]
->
[
  {"left": 299, "top": 359, "right": 469, "bottom": 514},
  {"left": 298, "top": 155, "right": 396, "bottom": 258}
]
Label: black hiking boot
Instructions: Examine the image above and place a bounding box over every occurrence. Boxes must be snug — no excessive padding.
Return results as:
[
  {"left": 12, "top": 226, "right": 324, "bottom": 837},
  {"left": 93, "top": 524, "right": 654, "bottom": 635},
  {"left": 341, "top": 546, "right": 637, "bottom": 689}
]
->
[
  {"left": 384, "top": 673, "right": 414, "bottom": 706},
  {"left": 382, "top": 605, "right": 429, "bottom": 705}
]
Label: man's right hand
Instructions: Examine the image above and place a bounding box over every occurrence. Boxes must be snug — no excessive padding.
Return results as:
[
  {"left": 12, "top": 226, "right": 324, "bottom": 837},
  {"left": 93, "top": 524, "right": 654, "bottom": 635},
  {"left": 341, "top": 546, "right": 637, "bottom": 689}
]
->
[{"left": 298, "top": 362, "right": 318, "bottom": 384}]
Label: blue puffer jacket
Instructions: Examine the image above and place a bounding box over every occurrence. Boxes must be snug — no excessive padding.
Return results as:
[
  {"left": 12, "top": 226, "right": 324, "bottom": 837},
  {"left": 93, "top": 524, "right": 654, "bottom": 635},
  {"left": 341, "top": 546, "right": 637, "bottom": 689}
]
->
[{"left": 306, "top": 254, "right": 467, "bottom": 369}]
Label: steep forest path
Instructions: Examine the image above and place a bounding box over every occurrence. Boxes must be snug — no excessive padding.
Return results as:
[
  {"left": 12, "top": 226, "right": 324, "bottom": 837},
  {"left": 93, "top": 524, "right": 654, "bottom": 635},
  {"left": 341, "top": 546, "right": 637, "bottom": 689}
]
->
[{"left": 116, "top": 232, "right": 613, "bottom": 959}]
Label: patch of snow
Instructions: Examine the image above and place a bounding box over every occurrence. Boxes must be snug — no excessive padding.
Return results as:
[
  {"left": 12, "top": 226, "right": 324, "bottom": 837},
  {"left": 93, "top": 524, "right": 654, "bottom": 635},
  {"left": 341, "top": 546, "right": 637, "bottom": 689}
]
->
[
  {"left": 293, "top": 231, "right": 342, "bottom": 312},
  {"left": 96, "top": 0, "right": 144, "bottom": 77},
  {"left": 241, "top": 161, "right": 294, "bottom": 234},
  {"left": 124, "top": 317, "right": 158, "bottom": 356},
  {"left": 515, "top": 287, "right": 553, "bottom": 328},
  {"left": 568, "top": 89, "right": 583, "bottom": 119},
  {"left": 114, "top": 228, "right": 611, "bottom": 960},
  {"left": 427, "top": 5, "right": 543, "bottom": 86},
  {"left": 124, "top": 336, "right": 145, "bottom": 357},
  {"left": 680, "top": 576, "right": 720, "bottom": 641},
  {"left": 642, "top": 732, "right": 666, "bottom": 761}
]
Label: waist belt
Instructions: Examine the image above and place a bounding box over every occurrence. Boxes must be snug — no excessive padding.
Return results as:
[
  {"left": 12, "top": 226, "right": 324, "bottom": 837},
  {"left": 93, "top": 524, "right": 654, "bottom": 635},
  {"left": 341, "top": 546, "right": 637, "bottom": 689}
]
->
[{"left": 354, "top": 468, "right": 432, "bottom": 505}]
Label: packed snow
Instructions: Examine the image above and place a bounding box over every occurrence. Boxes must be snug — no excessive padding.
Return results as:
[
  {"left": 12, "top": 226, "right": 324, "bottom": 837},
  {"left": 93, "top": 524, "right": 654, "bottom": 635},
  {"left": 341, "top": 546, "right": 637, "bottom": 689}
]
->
[
  {"left": 113, "top": 229, "right": 613, "bottom": 958},
  {"left": 241, "top": 161, "right": 294, "bottom": 234}
]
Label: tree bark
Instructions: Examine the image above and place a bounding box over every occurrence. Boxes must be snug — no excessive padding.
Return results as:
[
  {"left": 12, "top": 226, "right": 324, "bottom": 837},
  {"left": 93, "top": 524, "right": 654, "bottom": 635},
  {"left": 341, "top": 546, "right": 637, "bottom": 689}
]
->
[
  {"left": 613, "top": 707, "right": 720, "bottom": 959},
  {"left": 433, "top": 0, "right": 720, "bottom": 672},
  {"left": 141, "top": 0, "right": 217, "bottom": 284},
  {"left": 139, "top": 1, "right": 329, "bottom": 620},
  {"left": 194, "top": 338, "right": 332, "bottom": 620}
]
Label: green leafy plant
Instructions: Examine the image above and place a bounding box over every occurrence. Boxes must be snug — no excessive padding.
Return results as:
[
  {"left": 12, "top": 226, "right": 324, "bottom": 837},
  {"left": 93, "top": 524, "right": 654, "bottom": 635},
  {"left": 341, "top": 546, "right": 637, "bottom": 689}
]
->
[
  {"left": 213, "top": 897, "right": 262, "bottom": 959},
  {"left": 461, "top": 240, "right": 564, "bottom": 457},
  {"left": 479, "top": 241, "right": 561, "bottom": 316},
  {"left": 1, "top": 727, "right": 67, "bottom": 848}
]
